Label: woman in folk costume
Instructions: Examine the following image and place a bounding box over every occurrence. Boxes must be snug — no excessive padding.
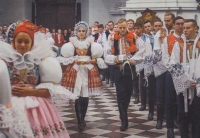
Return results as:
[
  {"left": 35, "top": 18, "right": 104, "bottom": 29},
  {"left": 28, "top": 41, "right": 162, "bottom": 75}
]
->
[
  {"left": 57, "top": 21, "right": 104, "bottom": 131},
  {"left": 0, "top": 20, "right": 78, "bottom": 138},
  {"left": 169, "top": 19, "right": 200, "bottom": 138}
]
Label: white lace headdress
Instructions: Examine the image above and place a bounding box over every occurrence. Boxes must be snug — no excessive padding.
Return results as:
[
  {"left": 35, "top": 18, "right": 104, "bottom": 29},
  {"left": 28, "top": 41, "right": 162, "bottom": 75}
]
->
[{"left": 74, "top": 21, "right": 89, "bottom": 37}]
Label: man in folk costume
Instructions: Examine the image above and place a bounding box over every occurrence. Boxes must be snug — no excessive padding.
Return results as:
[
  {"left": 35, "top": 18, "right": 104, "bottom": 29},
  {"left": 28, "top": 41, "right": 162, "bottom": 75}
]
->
[
  {"left": 169, "top": 19, "right": 200, "bottom": 138},
  {"left": 131, "top": 22, "right": 146, "bottom": 105},
  {"left": 105, "top": 18, "right": 144, "bottom": 131},
  {"left": 134, "top": 23, "right": 148, "bottom": 110},
  {"left": 55, "top": 29, "right": 64, "bottom": 56},
  {"left": 141, "top": 20, "right": 156, "bottom": 121},
  {"left": 127, "top": 19, "right": 134, "bottom": 33},
  {"left": 152, "top": 19, "right": 168, "bottom": 130},
  {"left": 127, "top": 19, "right": 140, "bottom": 104},
  {"left": 164, "top": 12, "right": 175, "bottom": 35},
  {"left": 97, "top": 24, "right": 109, "bottom": 81},
  {"left": 153, "top": 13, "right": 179, "bottom": 131},
  {"left": 164, "top": 11, "right": 179, "bottom": 130},
  {"left": 161, "top": 16, "right": 185, "bottom": 138},
  {"left": 106, "top": 22, "right": 118, "bottom": 87}
]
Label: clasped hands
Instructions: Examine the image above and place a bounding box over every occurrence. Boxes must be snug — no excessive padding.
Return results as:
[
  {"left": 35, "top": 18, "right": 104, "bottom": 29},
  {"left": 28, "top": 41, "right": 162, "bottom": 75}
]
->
[
  {"left": 74, "top": 58, "right": 97, "bottom": 65},
  {"left": 12, "top": 84, "right": 34, "bottom": 97}
]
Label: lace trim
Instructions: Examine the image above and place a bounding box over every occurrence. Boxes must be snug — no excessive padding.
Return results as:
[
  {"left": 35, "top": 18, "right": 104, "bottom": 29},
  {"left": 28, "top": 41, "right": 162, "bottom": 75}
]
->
[
  {"left": 35, "top": 83, "right": 78, "bottom": 106},
  {"left": 33, "top": 122, "right": 66, "bottom": 137},
  {"left": 143, "top": 55, "right": 153, "bottom": 68},
  {"left": 153, "top": 61, "right": 167, "bottom": 78},
  {"left": 0, "top": 105, "right": 34, "bottom": 137},
  {"left": 144, "top": 66, "right": 154, "bottom": 78},
  {"left": 172, "top": 73, "right": 191, "bottom": 95},
  {"left": 0, "top": 105, "right": 12, "bottom": 128},
  {"left": 88, "top": 87, "right": 104, "bottom": 96},
  {"left": 169, "top": 63, "right": 191, "bottom": 94},
  {"left": 64, "top": 86, "right": 104, "bottom": 97},
  {"left": 136, "top": 62, "right": 144, "bottom": 74},
  {"left": 57, "top": 57, "right": 75, "bottom": 65},
  {"left": 70, "top": 37, "right": 94, "bottom": 49},
  {"left": 153, "top": 49, "right": 162, "bottom": 64},
  {"left": 0, "top": 40, "right": 52, "bottom": 70}
]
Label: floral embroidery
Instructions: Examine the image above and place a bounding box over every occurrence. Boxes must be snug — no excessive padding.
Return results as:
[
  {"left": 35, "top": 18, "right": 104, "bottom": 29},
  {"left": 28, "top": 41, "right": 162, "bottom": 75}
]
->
[
  {"left": 11, "top": 77, "right": 20, "bottom": 84},
  {"left": 27, "top": 76, "right": 36, "bottom": 84},
  {"left": 7, "top": 62, "right": 39, "bottom": 85},
  {"left": 33, "top": 122, "right": 66, "bottom": 136}
]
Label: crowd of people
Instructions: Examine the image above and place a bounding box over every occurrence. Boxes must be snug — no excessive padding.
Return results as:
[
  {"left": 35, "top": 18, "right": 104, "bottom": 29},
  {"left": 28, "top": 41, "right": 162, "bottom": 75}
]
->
[{"left": 0, "top": 11, "right": 200, "bottom": 138}]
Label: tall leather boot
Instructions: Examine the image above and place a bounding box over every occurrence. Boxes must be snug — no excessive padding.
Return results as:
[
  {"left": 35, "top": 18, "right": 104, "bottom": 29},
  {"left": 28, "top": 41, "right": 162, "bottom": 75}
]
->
[
  {"left": 110, "top": 72, "right": 114, "bottom": 87},
  {"left": 118, "top": 103, "right": 128, "bottom": 131},
  {"left": 82, "top": 97, "right": 89, "bottom": 126},
  {"left": 156, "top": 103, "right": 164, "bottom": 129},
  {"left": 105, "top": 69, "right": 109, "bottom": 84},
  {"left": 139, "top": 86, "right": 146, "bottom": 111},
  {"left": 148, "top": 98, "right": 154, "bottom": 120},
  {"left": 174, "top": 104, "right": 179, "bottom": 128},
  {"left": 166, "top": 110, "right": 174, "bottom": 138},
  {"left": 133, "top": 77, "right": 139, "bottom": 104},
  {"left": 75, "top": 98, "right": 84, "bottom": 131}
]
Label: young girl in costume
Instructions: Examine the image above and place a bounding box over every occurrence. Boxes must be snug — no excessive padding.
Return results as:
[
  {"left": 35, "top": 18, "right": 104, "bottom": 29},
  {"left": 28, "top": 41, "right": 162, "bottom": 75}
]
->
[
  {"left": 0, "top": 20, "right": 77, "bottom": 138},
  {"left": 57, "top": 21, "right": 104, "bottom": 131}
]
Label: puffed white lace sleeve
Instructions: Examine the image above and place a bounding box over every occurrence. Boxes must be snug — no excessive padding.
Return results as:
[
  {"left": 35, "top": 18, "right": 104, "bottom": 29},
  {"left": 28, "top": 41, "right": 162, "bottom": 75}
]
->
[
  {"left": 0, "top": 60, "right": 11, "bottom": 105},
  {"left": 56, "top": 42, "right": 75, "bottom": 65},
  {"left": 91, "top": 42, "right": 103, "bottom": 58},
  {"left": 36, "top": 57, "right": 77, "bottom": 106}
]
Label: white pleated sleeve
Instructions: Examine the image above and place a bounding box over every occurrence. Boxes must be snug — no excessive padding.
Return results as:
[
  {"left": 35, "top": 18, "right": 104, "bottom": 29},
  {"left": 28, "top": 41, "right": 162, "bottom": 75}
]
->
[{"left": 36, "top": 57, "right": 77, "bottom": 106}]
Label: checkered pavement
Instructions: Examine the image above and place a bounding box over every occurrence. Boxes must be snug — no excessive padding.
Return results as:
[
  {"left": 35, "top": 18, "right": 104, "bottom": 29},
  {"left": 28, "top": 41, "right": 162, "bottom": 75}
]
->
[{"left": 57, "top": 82, "right": 181, "bottom": 138}]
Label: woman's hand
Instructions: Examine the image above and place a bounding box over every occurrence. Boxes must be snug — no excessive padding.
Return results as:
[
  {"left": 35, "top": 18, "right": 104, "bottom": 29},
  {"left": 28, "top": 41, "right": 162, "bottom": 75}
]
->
[
  {"left": 74, "top": 59, "right": 78, "bottom": 64},
  {"left": 12, "top": 85, "right": 34, "bottom": 97}
]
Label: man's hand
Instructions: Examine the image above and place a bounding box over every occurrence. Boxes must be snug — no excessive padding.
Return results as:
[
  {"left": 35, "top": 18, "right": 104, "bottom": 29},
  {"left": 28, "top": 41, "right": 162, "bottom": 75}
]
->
[
  {"left": 128, "top": 59, "right": 135, "bottom": 65},
  {"left": 114, "top": 57, "right": 120, "bottom": 63},
  {"left": 190, "top": 82, "right": 196, "bottom": 89}
]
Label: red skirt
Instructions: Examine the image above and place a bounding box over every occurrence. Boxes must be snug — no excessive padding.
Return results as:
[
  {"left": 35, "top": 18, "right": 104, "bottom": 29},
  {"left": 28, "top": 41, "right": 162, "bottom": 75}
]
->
[{"left": 61, "top": 63, "right": 104, "bottom": 96}]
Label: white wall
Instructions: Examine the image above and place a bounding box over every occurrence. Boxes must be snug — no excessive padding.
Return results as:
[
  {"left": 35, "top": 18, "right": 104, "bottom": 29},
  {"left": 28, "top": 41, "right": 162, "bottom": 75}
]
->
[
  {"left": 0, "top": 0, "right": 34, "bottom": 26},
  {"left": 78, "top": 0, "right": 89, "bottom": 24},
  {"left": 123, "top": 0, "right": 200, "bottom": 26},
  {"left": 78, "top": 0, "right": 125, "bottom": 27}
]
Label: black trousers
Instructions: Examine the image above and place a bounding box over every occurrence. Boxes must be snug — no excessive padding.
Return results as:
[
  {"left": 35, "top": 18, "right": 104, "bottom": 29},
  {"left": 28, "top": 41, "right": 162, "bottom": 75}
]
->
[
  {"left": 177, "top": 92, "right": 200, "bottom": 138},
  {"left": 113, "top": 66, "right": 134, "bottom": 106},
  {"left": 147, "top": 75, "right": 156, "bottom": 112},
  {"left": 140, "top": 69, "right": 147, "bottom": 106}
]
